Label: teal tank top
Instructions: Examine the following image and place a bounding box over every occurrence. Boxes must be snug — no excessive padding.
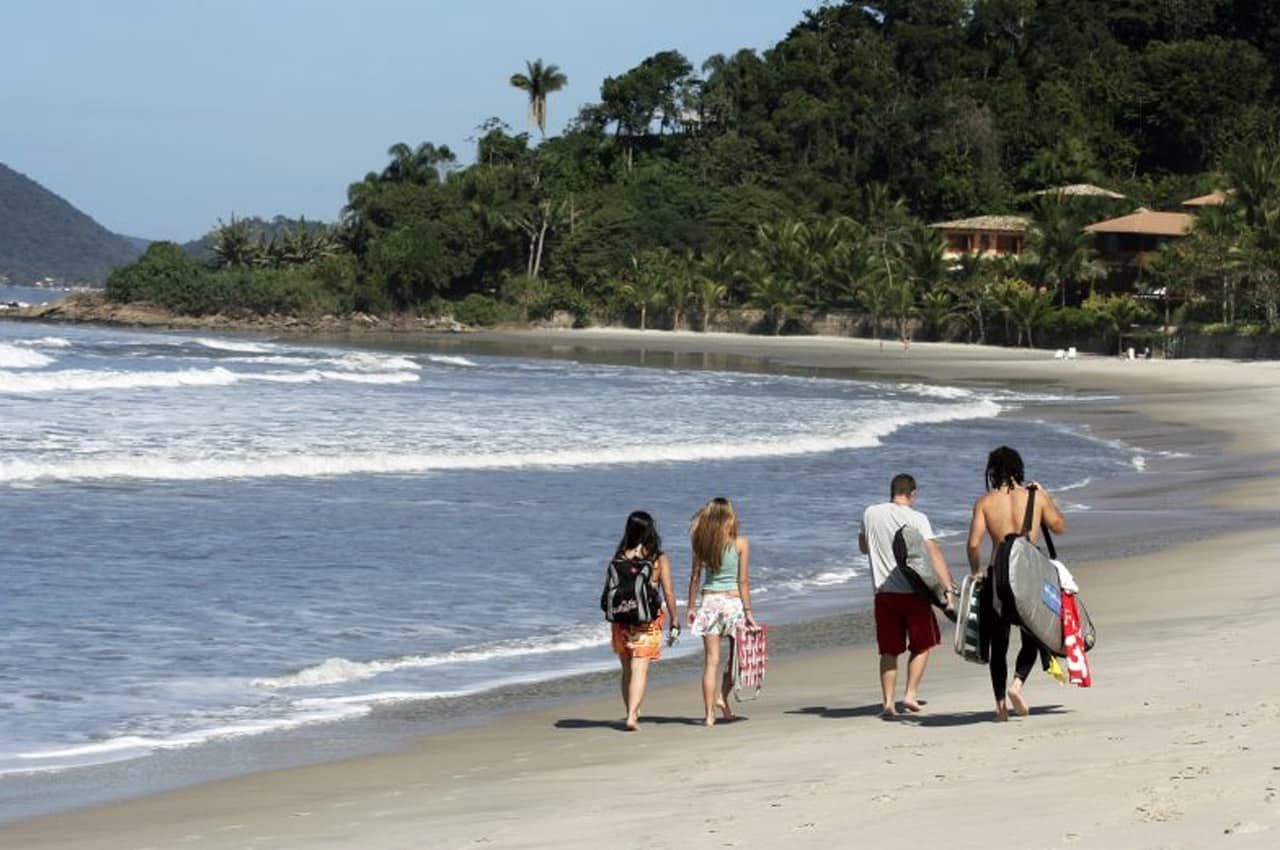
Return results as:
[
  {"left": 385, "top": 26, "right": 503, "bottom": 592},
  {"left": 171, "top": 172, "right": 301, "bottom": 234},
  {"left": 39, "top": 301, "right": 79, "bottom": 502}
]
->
[{"left": 702, "top": 543, "right": 740, "bottom": 592}]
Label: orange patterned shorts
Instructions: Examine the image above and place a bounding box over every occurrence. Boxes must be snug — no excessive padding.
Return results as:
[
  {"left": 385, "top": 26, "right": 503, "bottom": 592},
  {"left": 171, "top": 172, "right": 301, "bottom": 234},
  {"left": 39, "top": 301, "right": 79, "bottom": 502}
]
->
[{"left": 611, "top": 610, "right": 666, "bottom": 660}]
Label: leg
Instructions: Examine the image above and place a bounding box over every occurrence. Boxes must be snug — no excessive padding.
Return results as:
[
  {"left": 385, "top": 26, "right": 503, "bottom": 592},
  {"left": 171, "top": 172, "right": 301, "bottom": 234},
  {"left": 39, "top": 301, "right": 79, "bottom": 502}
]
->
[
  {"left": 625, "top": 657, "right": 650, "bottom": 730},
  {"left": 701, "top": 635, "right": 721, "bottom": 726},
  {"left": 879, "top": 653, "right": 899, "bottom": 716},
  {"left": 988, "top": 616, "right": 1012, "bottom": 721},
  {"left": 618, "top": 656, "right": 631, "bottom": 714},
  {"left": 901, "top": 596, "right": 939, "bottom": 712},
  {"left": 716, "top": 636, "right": 737, "bottom": 721},
  {"left": 1008, "top": 630, "right": 1039, "bottom": 717},
  {"left": 903, "top": 650, "right": 929, "bottom": 712}
]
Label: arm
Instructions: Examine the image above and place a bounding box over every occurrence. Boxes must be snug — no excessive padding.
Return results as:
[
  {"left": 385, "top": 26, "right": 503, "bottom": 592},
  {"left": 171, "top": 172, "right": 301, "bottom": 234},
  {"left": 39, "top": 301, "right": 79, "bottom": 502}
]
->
[
  {"left": 686, "top": 560, "right": 701, "bottom": 626},
  {"left": 857, "top": 530, "right": 869, "bottom": 555},
  {"left": 1035, "top": 484, "right": 1067, "bottom": 535},
  {"left": 966, "top": 499, "right": 986, "bottom": 577},
  {"left": 736, "top": 537, "right": 757, "bottom": 628},
  {"left": 657, "top": 555, "right": 679, "bottom": 636},
  {"left": 924, "top": 537, "right": 954, "bottom": 607}
]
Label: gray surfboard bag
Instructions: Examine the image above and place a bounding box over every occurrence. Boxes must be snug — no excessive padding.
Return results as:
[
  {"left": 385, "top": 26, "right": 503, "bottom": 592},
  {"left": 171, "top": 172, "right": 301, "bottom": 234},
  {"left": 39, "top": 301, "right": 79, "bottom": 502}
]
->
[
  {"left": 892, "top": 524, "right": 955, "bottom": 621},
  {"left": 992, "top": 486, "right": 1096, "bottom": 657}
]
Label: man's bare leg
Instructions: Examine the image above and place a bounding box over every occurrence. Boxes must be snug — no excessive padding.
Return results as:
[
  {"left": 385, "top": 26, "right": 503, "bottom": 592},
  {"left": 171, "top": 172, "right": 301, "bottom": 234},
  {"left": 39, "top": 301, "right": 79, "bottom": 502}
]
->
[
  {"left": 1007, "top": 676, "right": 1030, "bottom": 716},
  {"left": 902, "top": 650, "right": 929, "bottom": 712},
  {"left": 879, "top": 653, "right": 899, "bottom": 716}
]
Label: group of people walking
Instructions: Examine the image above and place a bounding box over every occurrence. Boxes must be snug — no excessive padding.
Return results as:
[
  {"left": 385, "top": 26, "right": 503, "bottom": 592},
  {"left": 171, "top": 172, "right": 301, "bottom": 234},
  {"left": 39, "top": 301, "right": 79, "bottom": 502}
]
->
[{"left": 608, "top": 446, "right": 1065, "bottom": 729}]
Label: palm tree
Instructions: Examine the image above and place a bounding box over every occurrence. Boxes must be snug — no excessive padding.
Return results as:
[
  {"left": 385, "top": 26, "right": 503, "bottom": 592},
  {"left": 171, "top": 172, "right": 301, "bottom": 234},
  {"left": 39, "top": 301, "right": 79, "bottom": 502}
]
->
[
  {"left": 1027, "top": 198, "right": 1105, "bottom": 307},
  {"left": 210, "top": 215, "right": 261, "bottom": 269},
  {"left": 743, "top": 257, "right": 803, "bottom": 335},
  {"left": 694, "top": 276, "right": 726, "bottom": 332},
  {"left": 510, "top": 59, "right": 568, "bottom": 138},
  {"left": 951, "top": 254, "right": 996, "bottom": 343},
  {"left": 1083, "top": 293, "right": 1151, "bottom": 355},
  {"left": 996, "top": 278, "right": 1054, "bottom": 348}
]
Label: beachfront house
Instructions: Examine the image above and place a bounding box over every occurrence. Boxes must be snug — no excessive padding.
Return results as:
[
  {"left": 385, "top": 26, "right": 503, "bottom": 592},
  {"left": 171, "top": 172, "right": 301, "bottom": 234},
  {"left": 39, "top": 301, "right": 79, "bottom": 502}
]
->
[
  {"left": 1084, "top": 208, "right": 1193, "bottom": 272},
  {"left": 1181, "top": 189, "right": 1230, "bottom": 209},
  {"left": 1032, "top": 183, "right": 1127, "bottom": 200},
  {"left": 929, "top": 215, "right": 1029, "bottom": 259}
]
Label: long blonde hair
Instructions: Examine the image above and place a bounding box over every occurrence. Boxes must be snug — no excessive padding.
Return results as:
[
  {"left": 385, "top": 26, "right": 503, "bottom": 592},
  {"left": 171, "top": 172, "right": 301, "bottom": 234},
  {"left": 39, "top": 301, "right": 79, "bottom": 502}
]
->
[{"left": 690, "top": 497, "right": 738, "bottom": 573}]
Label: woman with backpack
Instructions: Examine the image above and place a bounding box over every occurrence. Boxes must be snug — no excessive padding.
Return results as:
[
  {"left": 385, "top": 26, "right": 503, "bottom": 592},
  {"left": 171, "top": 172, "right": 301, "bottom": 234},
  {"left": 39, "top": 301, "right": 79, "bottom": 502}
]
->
[
  {"left": 606, "top": 510, "right": 679, "bottom": 731},
  {"left": 687, "top": 497, "right": 758, "bottom": 727}
]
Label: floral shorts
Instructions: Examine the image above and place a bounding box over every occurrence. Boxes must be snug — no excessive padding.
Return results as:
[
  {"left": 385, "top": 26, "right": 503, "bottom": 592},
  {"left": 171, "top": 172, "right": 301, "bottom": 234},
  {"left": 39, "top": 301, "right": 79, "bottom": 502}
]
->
[
  {"left": 612, "top": 610, "right": 665, "bottom": 660},
  {"left": 692, "top": 595, "right": 744, "bottom": 637}
]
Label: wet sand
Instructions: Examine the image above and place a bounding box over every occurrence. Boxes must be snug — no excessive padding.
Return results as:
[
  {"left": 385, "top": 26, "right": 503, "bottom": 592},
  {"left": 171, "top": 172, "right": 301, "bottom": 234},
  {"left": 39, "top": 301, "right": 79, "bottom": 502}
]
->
[{"left": 5, "top": 329, "right": 1279, "bottom": 849}]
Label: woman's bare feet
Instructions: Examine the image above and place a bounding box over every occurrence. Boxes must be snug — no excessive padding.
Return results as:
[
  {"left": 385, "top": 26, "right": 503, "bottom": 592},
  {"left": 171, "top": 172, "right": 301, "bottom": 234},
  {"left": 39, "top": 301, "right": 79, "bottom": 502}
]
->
[
  {"left": 715, "top": 697, "right": 736, "bottom": 721},
  {"left": 901, "top": 697, "right": 925, "bottom": 713},
  {"left": 624, "top": 715, "right": 640, "bottom": 731},
  {"left": 1007, "top": 681, "right": 1030, "bottom": 717},
  {"left": 703, "top": 715, "right": 716, "bottom": 727}
]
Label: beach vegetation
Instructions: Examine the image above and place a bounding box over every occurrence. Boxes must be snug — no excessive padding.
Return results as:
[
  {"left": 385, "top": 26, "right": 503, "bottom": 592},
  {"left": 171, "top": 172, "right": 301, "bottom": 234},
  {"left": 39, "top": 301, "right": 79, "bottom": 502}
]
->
[{"left": 95, "top": 2, "right": 1280, "bottom": 354}]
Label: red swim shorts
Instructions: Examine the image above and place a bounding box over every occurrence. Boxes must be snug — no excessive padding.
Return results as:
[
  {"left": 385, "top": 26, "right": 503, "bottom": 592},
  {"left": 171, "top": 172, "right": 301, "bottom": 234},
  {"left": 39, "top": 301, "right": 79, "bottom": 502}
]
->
[{"left": 874, "top": 592, "right": 940, "bottom": 656}]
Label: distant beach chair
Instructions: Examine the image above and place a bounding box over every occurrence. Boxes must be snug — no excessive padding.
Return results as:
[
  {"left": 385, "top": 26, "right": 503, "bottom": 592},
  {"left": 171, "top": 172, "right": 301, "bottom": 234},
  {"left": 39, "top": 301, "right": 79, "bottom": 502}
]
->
[
  {"left": 1054, "top": 349, "right": 1066, "bottom": 360},
  {"left": 1067, "top": 346, "right": 1078, "bottom": 360}
]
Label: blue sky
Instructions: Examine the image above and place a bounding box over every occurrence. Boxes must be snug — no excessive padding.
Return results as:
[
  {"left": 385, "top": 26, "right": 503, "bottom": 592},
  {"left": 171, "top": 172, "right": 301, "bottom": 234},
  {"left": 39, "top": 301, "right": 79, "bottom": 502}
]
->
[{"left": 2, "top": 0, "right": 818, "bottom": 241}]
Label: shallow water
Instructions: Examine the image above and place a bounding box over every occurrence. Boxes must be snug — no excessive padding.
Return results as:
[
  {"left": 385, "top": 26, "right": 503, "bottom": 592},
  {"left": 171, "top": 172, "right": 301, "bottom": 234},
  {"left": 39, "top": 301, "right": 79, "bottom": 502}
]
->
[{"left": 0, "top": 321, "right": 1145, "bottom": 797}]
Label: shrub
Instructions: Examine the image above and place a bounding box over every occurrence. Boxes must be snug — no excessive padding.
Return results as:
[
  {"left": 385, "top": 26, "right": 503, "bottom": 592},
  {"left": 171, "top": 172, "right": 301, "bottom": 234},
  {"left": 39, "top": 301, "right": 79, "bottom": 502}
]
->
[{"left": 451, "top": 293, "right": 506, "bottom": 326}]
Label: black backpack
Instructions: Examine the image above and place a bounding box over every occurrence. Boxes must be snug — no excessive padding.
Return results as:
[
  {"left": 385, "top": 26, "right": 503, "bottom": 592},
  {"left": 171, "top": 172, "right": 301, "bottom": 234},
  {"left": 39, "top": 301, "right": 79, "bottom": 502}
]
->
[{"left": 600, "top": 554, "right": 663, "bottom": 625}]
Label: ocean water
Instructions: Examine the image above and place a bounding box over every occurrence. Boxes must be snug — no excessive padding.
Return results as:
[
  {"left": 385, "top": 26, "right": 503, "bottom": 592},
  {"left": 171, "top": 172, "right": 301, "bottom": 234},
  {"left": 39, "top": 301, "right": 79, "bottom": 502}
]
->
[{"left": 0, "top": 321, "right": 1143, "bottom": 781}]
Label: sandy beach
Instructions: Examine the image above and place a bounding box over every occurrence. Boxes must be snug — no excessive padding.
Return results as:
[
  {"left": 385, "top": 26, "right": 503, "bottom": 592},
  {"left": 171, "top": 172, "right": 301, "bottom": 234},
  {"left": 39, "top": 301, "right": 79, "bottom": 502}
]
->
[{"left": 5, "top": 329, "right": 1279, "bottom": 849}]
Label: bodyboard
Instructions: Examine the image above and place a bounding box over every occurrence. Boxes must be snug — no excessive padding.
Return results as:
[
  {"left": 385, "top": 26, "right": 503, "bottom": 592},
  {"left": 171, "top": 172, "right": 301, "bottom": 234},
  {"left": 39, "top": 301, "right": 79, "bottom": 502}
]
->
[
  {"left": 953, "top": 574, "right": 986, "bottom": 663},
  {"left": 994, "top": 535, "right": 1067, "bottom": 656}
]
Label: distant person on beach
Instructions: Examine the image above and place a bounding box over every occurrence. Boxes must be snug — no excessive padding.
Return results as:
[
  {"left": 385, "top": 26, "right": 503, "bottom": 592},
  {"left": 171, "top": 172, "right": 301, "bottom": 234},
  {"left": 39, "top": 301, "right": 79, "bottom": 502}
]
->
[
  {"left": 687, "top": 497, "right": 757, "bottom": 727},
  {"left": 608, "top": 511, "right": 679, "bottom": 731},
  {"left": 859, "top": 473, "right": 954, "bottom": 718},
  {"left": 966, "top": 446, "right": 1066, "bottom": 722}
]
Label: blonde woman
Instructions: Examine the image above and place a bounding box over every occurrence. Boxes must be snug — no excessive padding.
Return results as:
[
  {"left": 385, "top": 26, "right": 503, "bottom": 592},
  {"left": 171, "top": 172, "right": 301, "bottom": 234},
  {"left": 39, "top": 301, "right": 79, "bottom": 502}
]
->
[{"left": 687, "top": 497, "right": 758, "bottom": 726}]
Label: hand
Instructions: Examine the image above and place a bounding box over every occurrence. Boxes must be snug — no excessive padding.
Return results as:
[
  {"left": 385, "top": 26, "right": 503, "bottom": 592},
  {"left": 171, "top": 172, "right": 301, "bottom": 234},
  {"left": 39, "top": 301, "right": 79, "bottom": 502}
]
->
[
  {"left": 687, "top": 609, "right": 696, "bottom": 627},
  {"left": 744, "top": 610, "right": 759, "bottom": 629}
]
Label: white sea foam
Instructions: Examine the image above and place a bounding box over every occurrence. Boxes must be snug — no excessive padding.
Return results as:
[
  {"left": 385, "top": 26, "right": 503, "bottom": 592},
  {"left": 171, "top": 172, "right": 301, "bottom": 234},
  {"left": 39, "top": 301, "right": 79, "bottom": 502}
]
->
[
  {"left": 2, "top": 702, "right": 367, "bottom": 775},
  {"left": 0, "top": 399, "right": 1002, "bottom": 484},
  {"left": 1057, "top": 477, "right": 1092, "bottom": 492},
  {"left": 426, "top": 354, "right": 478, "bottom": 367},
  {"left": 191, "top": 337, "right": 276, "bottom": 354},
  {"left": 0, "top": 367, "right": 419, "bottom": 394},
  {"left": 899, "top": 382, "right": 973, "bottom": 400},
  {"left": 254, "top": 624, "right": 612, "bottom": 689},
  {"left": 1131, "top": 455, "right": 1148, "bottom": 472},
  {"left": 0, "top": 343, "right": 55, "bottom": 369},
  {"left": 14, "top": 336, "right": 72, "bottom": 348}
]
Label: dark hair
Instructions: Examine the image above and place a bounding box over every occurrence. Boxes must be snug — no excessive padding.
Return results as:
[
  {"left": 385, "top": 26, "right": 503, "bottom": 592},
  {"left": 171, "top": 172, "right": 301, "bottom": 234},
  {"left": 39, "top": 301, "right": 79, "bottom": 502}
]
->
[
  {"left": 616, "top": 510, "right": 662, "bottom": 559},
  {"left": 890, "top": 473, "right": 917, "bottom": 498},
  {"left": 986, "top": 446, "right": 1025, "bottom": 490}
]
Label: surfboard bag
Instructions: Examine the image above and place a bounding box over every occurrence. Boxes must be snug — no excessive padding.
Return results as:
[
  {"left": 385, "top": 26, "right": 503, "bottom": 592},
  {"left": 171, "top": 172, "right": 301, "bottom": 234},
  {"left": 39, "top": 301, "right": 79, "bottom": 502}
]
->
[
  {"left": 992, "top": 486, "right": 1095, "bottom": 657},
  {"left": 892, "top": 524, "right": 952, "bottom": 616}
]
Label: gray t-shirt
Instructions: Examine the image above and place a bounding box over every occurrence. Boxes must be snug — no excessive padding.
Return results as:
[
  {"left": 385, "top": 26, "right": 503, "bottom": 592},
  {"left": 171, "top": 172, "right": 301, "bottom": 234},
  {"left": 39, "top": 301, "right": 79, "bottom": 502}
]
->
[{"left": 861, "top": 502, "right": 936, "bottom": 594}]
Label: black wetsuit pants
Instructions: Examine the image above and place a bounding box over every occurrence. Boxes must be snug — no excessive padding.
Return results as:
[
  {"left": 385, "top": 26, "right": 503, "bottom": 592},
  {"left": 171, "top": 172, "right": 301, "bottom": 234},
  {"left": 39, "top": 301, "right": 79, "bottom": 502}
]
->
[{"left": 979, "top": 577, "right": 1041, "bottom": 702}]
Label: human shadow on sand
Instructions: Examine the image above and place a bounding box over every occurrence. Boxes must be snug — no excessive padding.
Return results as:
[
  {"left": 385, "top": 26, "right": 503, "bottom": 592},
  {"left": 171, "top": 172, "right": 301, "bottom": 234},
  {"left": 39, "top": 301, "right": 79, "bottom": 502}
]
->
[
  {"left": 786, "top": 704, "right": 890, "bottom": 719},
  {"left": 786, "top": 703, "right": 1069, "bottom": 725},
  {"left": 905, "top": 703, "right": 1069, "bottom": 727},
  {"left": 555, "top": 715, "right": 712, "bottom": 731}
]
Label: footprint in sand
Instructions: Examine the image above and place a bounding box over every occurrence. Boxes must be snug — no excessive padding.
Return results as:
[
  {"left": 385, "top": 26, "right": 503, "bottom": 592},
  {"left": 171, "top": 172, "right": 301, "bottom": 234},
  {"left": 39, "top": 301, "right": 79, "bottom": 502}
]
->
[{"left": 1224, "top": 821, "right": 1270, "bottom": 835}]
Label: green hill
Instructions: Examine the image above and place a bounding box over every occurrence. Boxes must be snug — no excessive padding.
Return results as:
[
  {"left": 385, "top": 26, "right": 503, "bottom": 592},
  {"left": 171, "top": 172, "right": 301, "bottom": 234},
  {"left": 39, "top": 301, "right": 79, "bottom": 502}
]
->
[{"left": 0, "top": 163, "right": 144, "bottom": 285}]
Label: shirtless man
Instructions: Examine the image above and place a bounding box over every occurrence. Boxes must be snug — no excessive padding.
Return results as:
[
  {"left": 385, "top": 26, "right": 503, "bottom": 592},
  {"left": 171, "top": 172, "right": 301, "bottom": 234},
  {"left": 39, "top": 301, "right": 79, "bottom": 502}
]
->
[{"left": 966, "top": 446, "right": 1066, "bottom": 722}]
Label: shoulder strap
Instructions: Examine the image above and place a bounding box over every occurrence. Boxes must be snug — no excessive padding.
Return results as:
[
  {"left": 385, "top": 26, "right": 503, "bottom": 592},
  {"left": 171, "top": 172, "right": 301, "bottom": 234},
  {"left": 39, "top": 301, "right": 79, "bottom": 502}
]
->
[
  {"left": 1022, "top": 485, "right": 1058, "bottom": 560},
  {"left": 1020, "top": 485, "right": 1037, "bottom": 536}
]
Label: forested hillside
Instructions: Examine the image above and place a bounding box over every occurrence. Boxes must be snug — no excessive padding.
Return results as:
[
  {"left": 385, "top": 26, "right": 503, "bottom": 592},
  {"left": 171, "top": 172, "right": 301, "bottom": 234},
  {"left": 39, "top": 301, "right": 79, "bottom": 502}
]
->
[
  {"left": 108, "top": 1, "right": 1280, "bottom": 344},
  {"left": 0, "top": 163, "right": 143, "bottom": 285}
]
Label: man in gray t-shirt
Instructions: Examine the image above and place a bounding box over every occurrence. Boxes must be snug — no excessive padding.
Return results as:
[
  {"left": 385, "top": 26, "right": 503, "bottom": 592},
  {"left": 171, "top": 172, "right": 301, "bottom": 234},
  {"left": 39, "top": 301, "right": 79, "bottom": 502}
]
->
[{"left": 859, "top": 473, "right": 953, "bottom": 717}]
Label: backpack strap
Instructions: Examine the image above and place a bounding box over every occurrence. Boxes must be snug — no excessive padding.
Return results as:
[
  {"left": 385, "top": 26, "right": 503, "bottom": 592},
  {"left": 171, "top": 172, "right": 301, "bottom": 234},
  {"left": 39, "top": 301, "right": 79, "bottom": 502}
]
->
[{"left": 1022, "top": 484, "right": 1058, "bottom": 560}]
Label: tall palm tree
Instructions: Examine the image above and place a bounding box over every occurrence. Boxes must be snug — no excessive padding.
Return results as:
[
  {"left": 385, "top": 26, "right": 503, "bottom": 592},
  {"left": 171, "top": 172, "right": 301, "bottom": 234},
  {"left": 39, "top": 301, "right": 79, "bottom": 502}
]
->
[{"left": 510, "top": 59, "right": 568, "bottom": 138}]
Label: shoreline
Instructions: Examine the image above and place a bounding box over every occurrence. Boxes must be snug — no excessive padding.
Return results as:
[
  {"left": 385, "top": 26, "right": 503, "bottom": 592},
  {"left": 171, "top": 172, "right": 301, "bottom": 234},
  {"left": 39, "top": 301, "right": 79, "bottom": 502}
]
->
[{"left": 3, "top": 324, "right": 1279, "bottom": 847}]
